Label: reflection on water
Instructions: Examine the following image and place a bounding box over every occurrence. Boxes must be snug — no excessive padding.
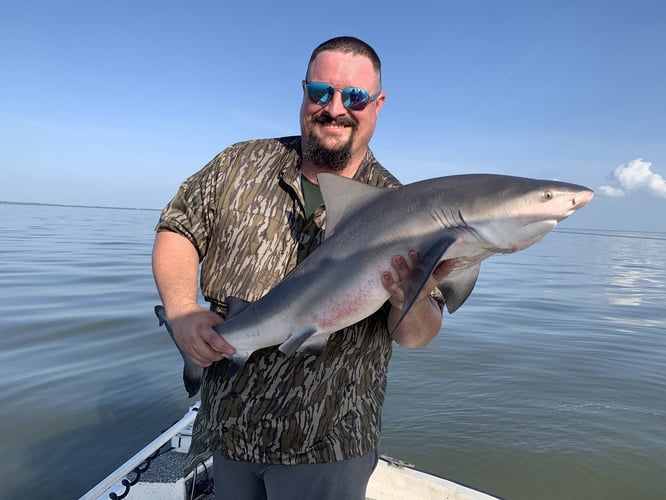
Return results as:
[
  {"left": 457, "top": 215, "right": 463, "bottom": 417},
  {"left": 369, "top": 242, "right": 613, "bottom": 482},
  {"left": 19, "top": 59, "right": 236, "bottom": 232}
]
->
[{"left": 587, "top": 230, "right": 666, "bottom": 307}]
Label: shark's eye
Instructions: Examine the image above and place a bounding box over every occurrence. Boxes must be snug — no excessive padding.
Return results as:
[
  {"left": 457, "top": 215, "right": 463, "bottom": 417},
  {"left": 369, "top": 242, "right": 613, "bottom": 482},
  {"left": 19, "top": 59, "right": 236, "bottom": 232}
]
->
[{"left": 544, "top": 190, "right": 553, "bottom": 200}]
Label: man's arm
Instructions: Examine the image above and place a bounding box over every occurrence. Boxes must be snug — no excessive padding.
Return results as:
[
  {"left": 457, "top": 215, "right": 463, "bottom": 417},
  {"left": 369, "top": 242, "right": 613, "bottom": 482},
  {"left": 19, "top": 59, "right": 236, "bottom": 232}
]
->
[
  {"left": 382, "top": 251, "right": 454, "bottom": 348},
  {"left": 152, "top": 231, "right": 235, "bottom": 367}
]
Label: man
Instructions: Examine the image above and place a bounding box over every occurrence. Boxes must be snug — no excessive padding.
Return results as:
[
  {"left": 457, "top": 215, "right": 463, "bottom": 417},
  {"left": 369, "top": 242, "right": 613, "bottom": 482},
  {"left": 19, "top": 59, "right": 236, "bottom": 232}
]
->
[{"left": 152, "top": 36, "right": 450, "bottom": 499}]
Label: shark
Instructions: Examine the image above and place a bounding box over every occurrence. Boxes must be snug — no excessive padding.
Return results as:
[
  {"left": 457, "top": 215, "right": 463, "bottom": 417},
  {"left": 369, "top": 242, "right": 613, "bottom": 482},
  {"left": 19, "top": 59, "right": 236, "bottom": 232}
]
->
[{"left": 156, "top": 173, "right": 593, "bottom": 396}]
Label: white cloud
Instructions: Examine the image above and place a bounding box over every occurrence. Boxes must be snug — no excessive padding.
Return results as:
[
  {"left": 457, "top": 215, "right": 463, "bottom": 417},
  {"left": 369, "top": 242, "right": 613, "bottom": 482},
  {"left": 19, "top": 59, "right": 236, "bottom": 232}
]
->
[
  {"left": 599, "top": 158, "right": 666, "bottom": 198},
  {"left": 598, "top": 185, "right": 625, "bottom": 197}
]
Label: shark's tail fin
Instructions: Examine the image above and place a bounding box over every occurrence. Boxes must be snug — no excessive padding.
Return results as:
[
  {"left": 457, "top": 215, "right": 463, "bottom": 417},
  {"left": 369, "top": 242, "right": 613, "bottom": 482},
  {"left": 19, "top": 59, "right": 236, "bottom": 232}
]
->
[{"left": 154, "top": 305, "right": 203, "bottom": 398}]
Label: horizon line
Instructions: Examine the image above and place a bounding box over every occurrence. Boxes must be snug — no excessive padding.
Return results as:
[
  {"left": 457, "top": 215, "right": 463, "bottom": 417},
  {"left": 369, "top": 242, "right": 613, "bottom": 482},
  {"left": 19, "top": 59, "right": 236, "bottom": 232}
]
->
[{"left": 0, "top": 200, "right": 160, "bottom": 212}]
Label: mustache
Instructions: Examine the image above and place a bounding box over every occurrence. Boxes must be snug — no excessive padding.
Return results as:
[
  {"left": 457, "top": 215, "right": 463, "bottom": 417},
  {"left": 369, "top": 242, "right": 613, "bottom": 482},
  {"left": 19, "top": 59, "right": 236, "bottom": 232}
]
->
[{"left": 313, "top": 111, "right": 356, "bottom": 127}]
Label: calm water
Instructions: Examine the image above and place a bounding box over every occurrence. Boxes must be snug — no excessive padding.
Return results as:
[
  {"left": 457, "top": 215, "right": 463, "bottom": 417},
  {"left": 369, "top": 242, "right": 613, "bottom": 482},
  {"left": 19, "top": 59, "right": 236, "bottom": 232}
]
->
[{"left": 1, "top": 203, "right": 664, "bottom": 499}]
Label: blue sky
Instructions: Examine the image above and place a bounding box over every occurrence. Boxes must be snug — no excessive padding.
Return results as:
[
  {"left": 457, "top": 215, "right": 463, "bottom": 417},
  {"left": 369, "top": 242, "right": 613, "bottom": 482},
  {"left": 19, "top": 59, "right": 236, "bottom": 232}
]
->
[{"left": 2, "top": 1, "right": 665, "bottom": 232}]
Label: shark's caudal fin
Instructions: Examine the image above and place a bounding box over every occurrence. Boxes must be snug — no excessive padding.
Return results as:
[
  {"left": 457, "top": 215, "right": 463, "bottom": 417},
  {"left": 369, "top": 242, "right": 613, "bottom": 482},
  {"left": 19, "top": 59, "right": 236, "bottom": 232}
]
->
[
  {"left": 154, "top": 305, "right": 203, "bottom": 398},
  {"left": 317, "top": 173, "right": 392, "bottom": 239}
]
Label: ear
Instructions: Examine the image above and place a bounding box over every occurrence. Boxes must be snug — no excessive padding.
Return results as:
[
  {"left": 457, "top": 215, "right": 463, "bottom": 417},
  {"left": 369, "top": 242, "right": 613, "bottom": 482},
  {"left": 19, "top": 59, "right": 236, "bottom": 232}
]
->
[{"left": 374, "top": 92, "right": 386, "bottom": 116}]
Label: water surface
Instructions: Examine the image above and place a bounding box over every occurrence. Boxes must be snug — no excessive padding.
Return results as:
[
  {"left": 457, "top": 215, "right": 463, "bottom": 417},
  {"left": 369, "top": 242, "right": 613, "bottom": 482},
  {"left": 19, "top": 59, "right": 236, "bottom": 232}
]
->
[{"left": 1, "top": 203, "right": 664, "bottom": 499}]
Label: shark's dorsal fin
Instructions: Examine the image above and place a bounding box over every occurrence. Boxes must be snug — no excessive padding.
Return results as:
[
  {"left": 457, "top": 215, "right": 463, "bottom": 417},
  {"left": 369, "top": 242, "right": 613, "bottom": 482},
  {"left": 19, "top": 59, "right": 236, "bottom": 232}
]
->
[{"left": 316, "top": 173, "right": 391, "bottom": 239}]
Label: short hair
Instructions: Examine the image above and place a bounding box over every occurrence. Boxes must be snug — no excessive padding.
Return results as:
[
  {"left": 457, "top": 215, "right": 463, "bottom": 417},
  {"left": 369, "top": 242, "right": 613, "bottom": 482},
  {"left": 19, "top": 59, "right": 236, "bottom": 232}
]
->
[{"left": 306, "top": 36, "right": 382, "bottom": 87}]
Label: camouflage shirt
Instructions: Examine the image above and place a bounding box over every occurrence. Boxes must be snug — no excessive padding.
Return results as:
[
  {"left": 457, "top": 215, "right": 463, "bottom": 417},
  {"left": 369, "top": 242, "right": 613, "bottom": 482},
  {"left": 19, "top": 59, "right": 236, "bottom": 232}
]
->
[{"left": 156, "top": 136, "right": 403, "bottom": 472}]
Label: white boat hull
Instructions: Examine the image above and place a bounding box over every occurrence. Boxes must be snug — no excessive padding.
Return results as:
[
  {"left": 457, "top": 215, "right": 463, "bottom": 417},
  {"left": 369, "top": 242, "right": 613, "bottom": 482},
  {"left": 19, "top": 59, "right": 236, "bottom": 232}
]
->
[{"left": 82, "top": 403, "right": 499, "bottom": 500}]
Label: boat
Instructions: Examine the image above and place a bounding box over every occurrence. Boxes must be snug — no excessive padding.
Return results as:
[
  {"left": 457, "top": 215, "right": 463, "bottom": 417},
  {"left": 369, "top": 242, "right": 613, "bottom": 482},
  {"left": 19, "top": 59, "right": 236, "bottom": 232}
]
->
[{"left": 81, "top": 402, "right": 500, "bottom": 499}]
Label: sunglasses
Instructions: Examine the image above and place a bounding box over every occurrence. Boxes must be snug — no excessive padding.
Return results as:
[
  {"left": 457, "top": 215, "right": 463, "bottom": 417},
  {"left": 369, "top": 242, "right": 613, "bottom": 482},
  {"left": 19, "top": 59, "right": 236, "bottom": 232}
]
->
[{"left": 304, "top": 81, "right": 381, "bottom": 111}]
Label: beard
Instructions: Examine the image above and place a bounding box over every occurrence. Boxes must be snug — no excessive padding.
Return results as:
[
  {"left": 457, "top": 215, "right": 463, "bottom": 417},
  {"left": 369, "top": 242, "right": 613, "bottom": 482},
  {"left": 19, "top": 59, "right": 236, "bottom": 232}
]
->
[{"left": 302, "top": 113, "right": 355, "bottom": 171}]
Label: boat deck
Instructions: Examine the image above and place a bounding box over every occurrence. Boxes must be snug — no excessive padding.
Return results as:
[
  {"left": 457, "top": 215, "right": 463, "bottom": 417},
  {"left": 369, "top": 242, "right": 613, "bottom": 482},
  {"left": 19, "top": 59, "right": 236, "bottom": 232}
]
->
[
  {"left": 107, "top": 446, "right": 499, "bottom": 500},
  {"left": 137, "top": 448, "right": 214, "bottom": 499},
  {"left": 81, "top": 403, "right": 499, "bottom": 500}
]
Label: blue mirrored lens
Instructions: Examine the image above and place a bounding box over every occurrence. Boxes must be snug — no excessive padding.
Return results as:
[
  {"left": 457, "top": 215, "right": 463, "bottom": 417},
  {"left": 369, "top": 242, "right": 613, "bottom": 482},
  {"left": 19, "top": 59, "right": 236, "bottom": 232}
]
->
[
  {"left": 306, "top": 82, "right": 374, "bottom": 110},
  {"left": 306, "top": 82, "right": 334, "bottom": 105},
  {"left": 341, "top": 87, "right": 371, "bottom": 110}
]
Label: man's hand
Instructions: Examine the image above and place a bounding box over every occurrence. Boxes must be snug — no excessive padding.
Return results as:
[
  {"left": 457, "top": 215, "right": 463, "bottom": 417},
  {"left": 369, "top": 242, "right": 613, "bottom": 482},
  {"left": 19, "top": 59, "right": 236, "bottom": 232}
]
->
[
  {"left": 153, "top": 231, "right": 236, "bottom": 368},
  {"left": 381, "top": 250, "right": 455, "bottom": 308},
  {"left": 381, "top": 250, "right": 456, "bottom": 348},
  {"left": 166, "top": 304, "right": 236, "bottom": 368}
]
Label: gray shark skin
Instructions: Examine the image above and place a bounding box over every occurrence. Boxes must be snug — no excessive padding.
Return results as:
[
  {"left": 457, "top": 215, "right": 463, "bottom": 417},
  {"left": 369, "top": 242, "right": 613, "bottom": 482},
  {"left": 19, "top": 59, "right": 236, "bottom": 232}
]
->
[{"left": 156, "top": 173, "right": 593, "bottom": 397}]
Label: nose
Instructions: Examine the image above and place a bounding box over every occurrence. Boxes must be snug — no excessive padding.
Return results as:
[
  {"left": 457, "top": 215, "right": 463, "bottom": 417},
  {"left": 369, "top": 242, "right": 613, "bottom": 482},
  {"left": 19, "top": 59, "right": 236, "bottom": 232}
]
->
[{"left": 324, "top": 88, "right": 348, "bottom": 115}]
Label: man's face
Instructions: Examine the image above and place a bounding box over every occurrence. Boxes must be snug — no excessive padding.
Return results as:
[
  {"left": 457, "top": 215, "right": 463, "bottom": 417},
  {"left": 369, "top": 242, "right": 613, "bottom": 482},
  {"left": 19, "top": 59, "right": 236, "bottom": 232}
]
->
[{"left": 300, "top": 50, "right": 385, "bottom": 171}]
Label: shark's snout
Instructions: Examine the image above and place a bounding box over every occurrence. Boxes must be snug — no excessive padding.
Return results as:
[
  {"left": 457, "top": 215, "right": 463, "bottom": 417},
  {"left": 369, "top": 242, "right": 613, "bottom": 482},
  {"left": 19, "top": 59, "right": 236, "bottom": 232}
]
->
[{"left": 573, "top": 190, "right": 594, "bottom": 209}]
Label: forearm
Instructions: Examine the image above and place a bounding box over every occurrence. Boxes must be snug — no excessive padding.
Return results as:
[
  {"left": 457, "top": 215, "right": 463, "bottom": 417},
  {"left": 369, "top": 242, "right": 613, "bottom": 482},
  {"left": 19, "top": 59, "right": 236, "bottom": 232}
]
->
[
  {"left": 152, "top": 231, "right": 201, "bottom": 317},
  {"left": 152, "top": 230, "right": 234, "bottom": 364},
  {"left": 388, "top": 293, "right": 443, "bottom": 348}
]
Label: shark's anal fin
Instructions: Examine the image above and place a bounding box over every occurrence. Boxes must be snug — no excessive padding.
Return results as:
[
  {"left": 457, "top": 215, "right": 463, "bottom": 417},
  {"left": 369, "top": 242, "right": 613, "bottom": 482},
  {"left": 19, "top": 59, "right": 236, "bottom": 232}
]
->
[
  {"left": 278, "top": 327, "right": 318, "bottom": 357},
  {"left": 296, "top": 334, "right": 329, "bottom": 356},
  {"left": 154, "top": 305, "right": 203, "bottom": 398},
  {"left": 390, "top": 234, "right": 457, "bottom": 336}
]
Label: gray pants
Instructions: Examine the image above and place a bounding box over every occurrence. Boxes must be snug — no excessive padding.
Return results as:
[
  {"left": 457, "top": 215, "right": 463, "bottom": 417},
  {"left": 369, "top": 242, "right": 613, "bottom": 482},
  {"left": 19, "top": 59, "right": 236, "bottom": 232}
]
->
[{"left": 212, "top": 450, "right": 378, "bottom": 500}]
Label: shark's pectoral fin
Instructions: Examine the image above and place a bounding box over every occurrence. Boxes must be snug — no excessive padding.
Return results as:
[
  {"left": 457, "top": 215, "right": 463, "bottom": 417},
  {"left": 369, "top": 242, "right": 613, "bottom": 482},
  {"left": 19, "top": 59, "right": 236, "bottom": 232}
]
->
[
  {"left": 155, "top": 305, "right": 204, "bottom": 398},
  {"left": 391, "top": 234, "right": 457, "bottom": 335},
  {"left": 278, "top": 327, "right": 319, "bottom": 357},
  {"left": 439, "top": 264, "right": 481, "bottom": 314}
]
